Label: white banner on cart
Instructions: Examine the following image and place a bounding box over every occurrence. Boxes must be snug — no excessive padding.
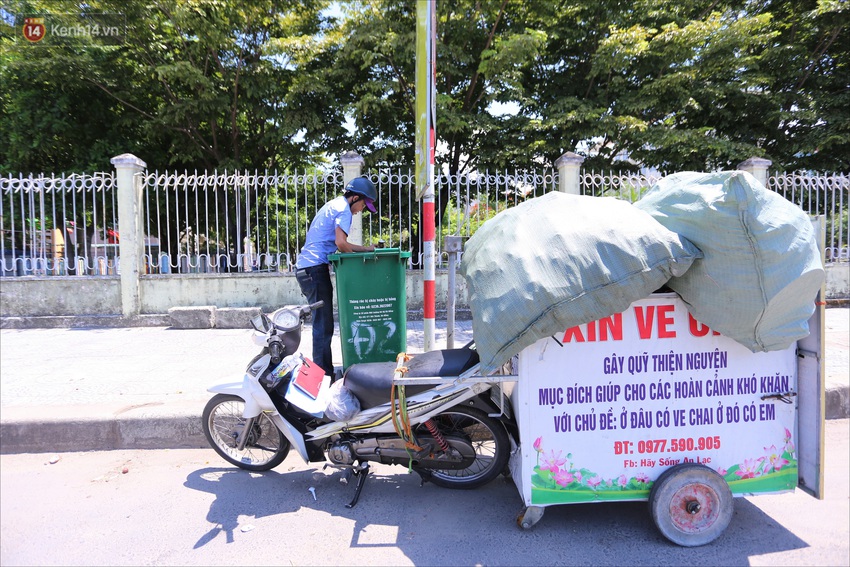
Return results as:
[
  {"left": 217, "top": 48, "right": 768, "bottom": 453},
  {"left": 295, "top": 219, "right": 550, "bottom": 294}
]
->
[{"left": 516, "top": 295, "right": 798, "bottom": 506}]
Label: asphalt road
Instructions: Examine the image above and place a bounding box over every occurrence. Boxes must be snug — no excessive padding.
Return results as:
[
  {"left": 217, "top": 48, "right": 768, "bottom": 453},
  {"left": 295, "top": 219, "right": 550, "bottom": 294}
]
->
[{"left": 1, "top": 419, "right": 847, "bottom": 567}]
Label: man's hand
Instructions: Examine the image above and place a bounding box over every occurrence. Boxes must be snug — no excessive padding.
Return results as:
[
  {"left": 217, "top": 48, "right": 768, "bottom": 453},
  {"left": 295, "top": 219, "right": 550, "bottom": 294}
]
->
[{"left": 335, "top": 226, "right": 377, "bottom": 253}]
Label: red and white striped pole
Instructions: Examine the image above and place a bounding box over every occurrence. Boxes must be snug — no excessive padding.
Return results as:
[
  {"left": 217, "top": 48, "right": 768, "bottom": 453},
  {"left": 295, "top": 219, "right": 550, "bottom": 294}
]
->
[{"left": 416, "top": 0, "right": 437, "bottom": 351}]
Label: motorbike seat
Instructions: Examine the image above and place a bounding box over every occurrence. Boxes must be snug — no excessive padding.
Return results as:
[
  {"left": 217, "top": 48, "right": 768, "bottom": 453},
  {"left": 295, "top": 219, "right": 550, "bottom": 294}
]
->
[{"left": 343, "top": 346, "right": 480, "bottom": 410}]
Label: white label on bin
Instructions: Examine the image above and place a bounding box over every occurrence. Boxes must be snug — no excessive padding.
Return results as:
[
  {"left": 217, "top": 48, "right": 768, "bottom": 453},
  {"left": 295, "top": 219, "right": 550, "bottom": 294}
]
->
[{"left": 347, "top": 297, "right": 401, "bottom": 358}]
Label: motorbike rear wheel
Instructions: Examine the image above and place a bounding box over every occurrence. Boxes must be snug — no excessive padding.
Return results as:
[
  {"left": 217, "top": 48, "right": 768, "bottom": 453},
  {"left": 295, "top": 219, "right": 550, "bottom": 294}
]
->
[
  {"left": 417, "top": 406, "right": 510, "bottom": 489},
  {"left": 202, "top": 394, "right": 290, "bottom": 471}
]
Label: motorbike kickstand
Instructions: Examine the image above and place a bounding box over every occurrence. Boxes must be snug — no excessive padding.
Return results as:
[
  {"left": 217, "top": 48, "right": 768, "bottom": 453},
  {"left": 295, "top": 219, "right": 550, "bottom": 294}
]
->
[{"left": 345, "top": 462, "right": 370, "bottom": 509}]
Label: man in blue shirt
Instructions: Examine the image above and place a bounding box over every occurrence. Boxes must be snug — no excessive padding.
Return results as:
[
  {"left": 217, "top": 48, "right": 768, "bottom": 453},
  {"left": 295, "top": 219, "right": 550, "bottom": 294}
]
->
[{"left": 296, "top": 176, "right": 378, "bottom": 376}]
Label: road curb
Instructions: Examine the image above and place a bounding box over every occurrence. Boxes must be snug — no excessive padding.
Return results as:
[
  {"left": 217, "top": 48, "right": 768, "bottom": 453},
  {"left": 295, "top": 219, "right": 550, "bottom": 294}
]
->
[
  {"left": 0, "top": 314, "right": 173, "bottom": 329},
  {"left": 0, "top": 309, "right": 475, "bottom": 329},
  {"left": 0, "top": 409, "right": 208, "bottom": 454},
  {"left": 2, "top": 384, "right": 847, "bottom": 455}
]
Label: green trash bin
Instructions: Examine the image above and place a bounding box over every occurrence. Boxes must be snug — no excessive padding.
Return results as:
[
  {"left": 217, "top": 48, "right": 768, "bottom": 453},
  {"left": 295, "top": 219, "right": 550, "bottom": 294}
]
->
[{"left": 329, "top": 248, "right": 411, "bottom": 369}]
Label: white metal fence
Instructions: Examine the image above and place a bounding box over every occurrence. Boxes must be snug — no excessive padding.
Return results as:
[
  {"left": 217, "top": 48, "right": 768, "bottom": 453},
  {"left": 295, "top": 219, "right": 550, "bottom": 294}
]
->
[
  {"left": 580, "top": 169, "right": 850, "bottom": 262},
  {"left": 2, "top": 167, "right": 847, "bottom": 277},
  {"left": 768, "top": 172, "right": 850, "bottom": 262},
  {"left": 139, "top": 167, "right": 560, "bottom": 273},
  {"left": 0, "top": 173, "right": 120, "bottom": 276}
]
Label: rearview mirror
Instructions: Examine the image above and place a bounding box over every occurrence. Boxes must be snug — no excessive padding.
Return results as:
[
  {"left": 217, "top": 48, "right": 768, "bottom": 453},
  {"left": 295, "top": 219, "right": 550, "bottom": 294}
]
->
[{"left": 250, "top": 313, "right": 271, "bottom": 333}]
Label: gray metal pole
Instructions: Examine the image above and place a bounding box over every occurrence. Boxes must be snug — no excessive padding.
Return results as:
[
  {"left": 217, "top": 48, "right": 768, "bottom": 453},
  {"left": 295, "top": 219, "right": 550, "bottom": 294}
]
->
[{"left": 445, "top": 235, "right": 462, "bottom": 349}]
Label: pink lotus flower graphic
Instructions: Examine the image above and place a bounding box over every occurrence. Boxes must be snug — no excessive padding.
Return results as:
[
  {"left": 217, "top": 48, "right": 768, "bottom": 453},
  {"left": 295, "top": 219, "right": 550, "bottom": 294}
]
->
[
  {"left": 783, "top": 427, "right": 795, "bottom": 456},
  {"left": 533, "top": 437, "right": 544, "bottom": 467},
  {"left": 617, "top": 474, "right": 628, "bottom": 488},
  {"left": 736, "top": 458, "right": 760, "bottom": 479},
  {"left": 587, "top": 477, "right": 601, "bottom": 490},
  {"left": 554, "top": 469, "right": 574, "bottom": 487},
  {"left": 764, "top": 444, "right": 790, "bottom": 472},
  {"left": 635, "top": 472, "right": 650, "bottom": 484},
  {"left": 541, "top": 450, "right": 567, "bottom": 473}
]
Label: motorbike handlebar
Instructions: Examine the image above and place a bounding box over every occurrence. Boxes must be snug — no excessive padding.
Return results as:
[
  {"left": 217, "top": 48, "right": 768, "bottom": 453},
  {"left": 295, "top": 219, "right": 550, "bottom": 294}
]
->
[{"left": 297, "top": 301, "right": 324, "bottom": 320}]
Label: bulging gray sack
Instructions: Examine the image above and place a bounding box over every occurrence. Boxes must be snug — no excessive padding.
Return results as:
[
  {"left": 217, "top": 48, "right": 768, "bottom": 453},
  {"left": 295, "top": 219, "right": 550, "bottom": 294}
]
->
[
  {"left": 459, "top": 192, "right": 702, "bottom": 374},
  {"left": 634, "top": 170, "right": 824, "bottom": 352}
]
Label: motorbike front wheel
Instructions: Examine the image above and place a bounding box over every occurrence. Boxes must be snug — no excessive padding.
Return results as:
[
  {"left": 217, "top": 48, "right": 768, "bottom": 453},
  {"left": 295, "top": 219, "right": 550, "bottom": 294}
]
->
[
  {"left": 202, "top": 394, "right": 290, "bottom": 471},
  {"left": 417, "top": 406, "right": 510, "bottom": 489}
]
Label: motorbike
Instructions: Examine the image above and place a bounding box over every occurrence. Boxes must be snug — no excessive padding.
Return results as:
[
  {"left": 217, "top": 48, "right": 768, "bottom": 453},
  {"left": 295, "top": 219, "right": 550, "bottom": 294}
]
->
[{"left": 201, "top": 301, "right": 517, "bottom": 508}]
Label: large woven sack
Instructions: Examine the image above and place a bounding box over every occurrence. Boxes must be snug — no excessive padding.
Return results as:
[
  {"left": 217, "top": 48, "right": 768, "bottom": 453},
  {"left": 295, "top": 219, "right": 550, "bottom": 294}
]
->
[
  {"left": 459, "top": 192, "right": 702, "bottom": 374},
  {"left": 634, "top": 171, "right": 824, "bottom": 352}
]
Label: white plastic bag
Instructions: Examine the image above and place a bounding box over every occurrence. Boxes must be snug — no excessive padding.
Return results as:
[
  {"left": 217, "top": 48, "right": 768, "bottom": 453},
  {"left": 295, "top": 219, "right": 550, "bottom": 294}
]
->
[{"left": 324, "top": 380, "right": 361, "bottom": 422}]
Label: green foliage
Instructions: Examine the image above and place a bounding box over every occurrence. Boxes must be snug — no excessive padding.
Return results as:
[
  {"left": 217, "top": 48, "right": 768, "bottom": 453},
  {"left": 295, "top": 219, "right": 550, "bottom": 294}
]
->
[
  {"left": 825, "top": 207, "right": 849, "bottom": 252},
  {"left": 440, "top": 196, "right": 500, "bottom": 241},
  {"left": 0, "top": 0, "right": 847, "bottom": 176},
  {"left": 0, "top": 0, "right": 340, "bottom": 172}
]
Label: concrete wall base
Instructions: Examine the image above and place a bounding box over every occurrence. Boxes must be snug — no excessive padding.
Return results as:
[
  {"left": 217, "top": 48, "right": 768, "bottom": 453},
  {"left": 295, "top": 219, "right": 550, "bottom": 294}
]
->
[
  {"left": 168, "top": 306, "right": 216, "bottom": 329},
  {"left": 1, "top": 264, "right": 847, "bottom": 323},
  {"left": 216, "top": 307, "right": 262, "bottom": 329}
]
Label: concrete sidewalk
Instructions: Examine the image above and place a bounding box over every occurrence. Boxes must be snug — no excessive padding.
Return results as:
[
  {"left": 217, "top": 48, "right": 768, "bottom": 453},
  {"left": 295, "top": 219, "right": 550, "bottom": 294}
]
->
[
  {"left": 1, "top": 310, "right": 847, "bottom": 454},
  {"left": 0, "top": 319, "right": 474, "bottom": 454}
]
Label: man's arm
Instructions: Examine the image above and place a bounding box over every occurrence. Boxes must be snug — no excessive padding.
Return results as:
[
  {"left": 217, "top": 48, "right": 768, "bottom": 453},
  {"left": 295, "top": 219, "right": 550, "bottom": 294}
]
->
[{"left": 335, "top": 226, "right": 375, "bottom": 253}]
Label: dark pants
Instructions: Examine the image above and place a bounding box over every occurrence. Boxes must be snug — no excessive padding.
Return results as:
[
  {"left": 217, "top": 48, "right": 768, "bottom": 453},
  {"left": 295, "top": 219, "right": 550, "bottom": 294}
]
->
[{"left": 296, "top": 264, "right": 335, "bottom": 376}]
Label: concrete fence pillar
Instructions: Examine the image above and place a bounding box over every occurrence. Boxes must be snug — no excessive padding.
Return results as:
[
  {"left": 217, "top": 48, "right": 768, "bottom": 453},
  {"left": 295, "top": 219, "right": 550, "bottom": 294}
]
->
[
  {"left": 111, "top": 153, "right": 147, "bottom": 317},
  {"left": 341, "top": 151, "right": 366, "bottom": 245},
  {"left": 555, "top": 151, "right": 585, "bottom": 195},
  {"left": 738, "top": 156, "right": 772, "bottom": 188}
]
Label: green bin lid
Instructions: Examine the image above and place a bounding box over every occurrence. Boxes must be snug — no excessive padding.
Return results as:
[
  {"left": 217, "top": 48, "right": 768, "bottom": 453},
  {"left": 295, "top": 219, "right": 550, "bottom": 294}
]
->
[{"left": 329, "top": 248, "right": 411, "bottom": 263}]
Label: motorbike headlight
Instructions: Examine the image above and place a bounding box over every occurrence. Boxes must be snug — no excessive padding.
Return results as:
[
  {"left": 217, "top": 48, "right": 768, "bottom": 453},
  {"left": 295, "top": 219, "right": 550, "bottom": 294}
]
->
[{"left": 271, "top": 308, "right": 300, "bottom": 331}]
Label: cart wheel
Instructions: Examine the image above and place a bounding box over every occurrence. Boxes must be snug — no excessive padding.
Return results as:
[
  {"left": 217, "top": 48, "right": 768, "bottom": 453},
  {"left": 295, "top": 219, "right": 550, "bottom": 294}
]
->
[
  {"left": 649, "top": 463, "right": 733, "bottom": 547},
  {"left": 516, "top": 506, "right": 545, "bottom": 530}
]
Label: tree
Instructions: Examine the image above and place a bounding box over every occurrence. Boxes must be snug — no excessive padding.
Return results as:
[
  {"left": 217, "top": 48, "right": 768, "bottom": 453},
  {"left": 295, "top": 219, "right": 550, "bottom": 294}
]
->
[
  {"left": 2, "top": 0, "right": 846, "bottom": 176},
  {"left": 757, "top": 0, "right": 849, "bottom": 171},
  {"left": 0, "top": 4, "right": 143, "bottom": 172},
  {"left": 0, "top": 0, "right": 343, "bottom": 172},
  {"left": 332, "top": 0, "right": 848, "bottom": 175},
  {"left": 496, "top": 0, "right": 849, "bottom": 172},
  {"left": 1, "top": 0, "right": 351, "bottom": 267},
  {"left": 333, "top": 0, "right": 550, "bottom": 173},
  {"left": 332, "top": 0, "right": 549, "bottom": 262}
]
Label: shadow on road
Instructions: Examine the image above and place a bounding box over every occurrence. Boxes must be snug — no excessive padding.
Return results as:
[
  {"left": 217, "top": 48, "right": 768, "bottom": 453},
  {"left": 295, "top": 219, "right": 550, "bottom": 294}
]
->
[{"left": 183, "top": 463, "right": 809, "bottom": 564}]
